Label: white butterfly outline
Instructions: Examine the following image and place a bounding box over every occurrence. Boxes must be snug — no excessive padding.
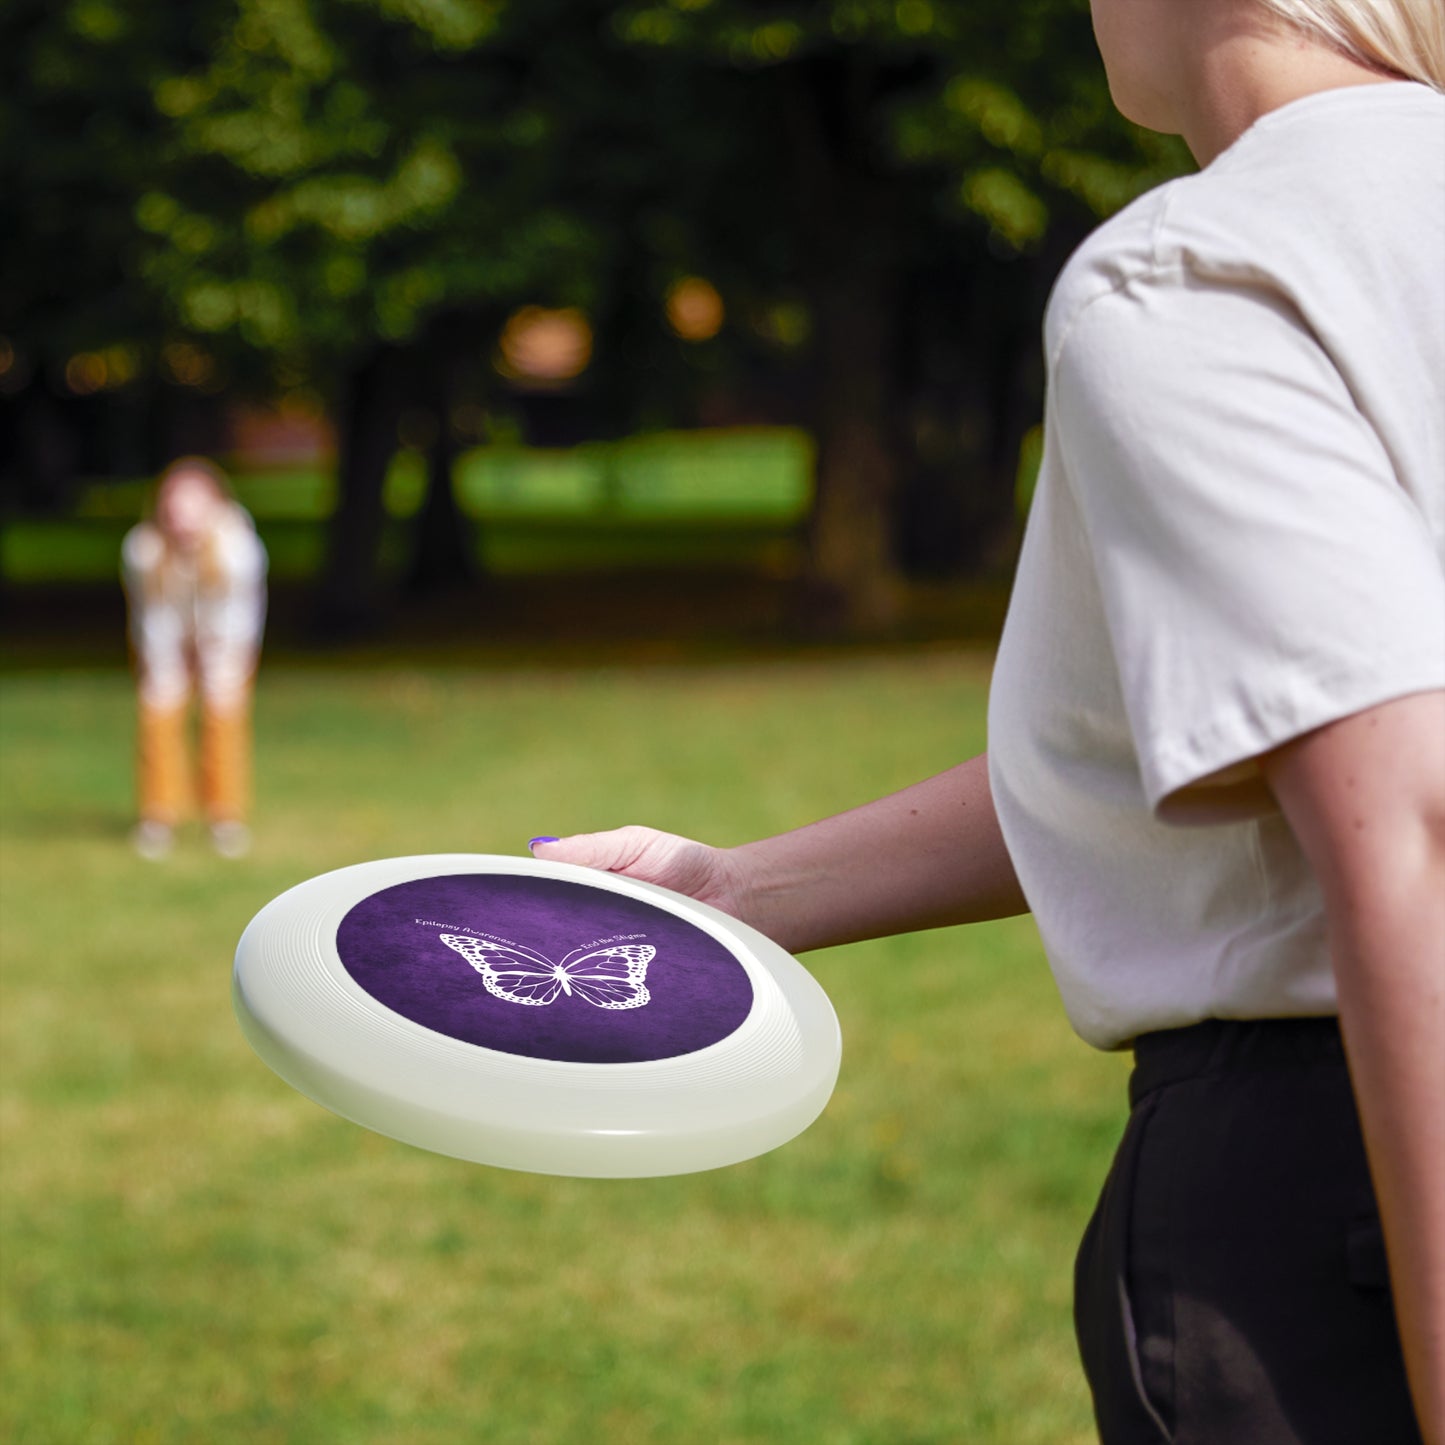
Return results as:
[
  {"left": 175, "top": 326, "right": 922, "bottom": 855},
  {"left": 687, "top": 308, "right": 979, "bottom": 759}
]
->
[{"left": 438, "top": 933, "right": 654, "bottom": 1010}]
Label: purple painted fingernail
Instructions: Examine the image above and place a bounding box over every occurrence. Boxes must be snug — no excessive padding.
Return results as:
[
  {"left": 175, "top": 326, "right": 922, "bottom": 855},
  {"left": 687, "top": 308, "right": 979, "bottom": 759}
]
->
[{"left": 528, "top": 836, "right": 559, "bottom": 851}]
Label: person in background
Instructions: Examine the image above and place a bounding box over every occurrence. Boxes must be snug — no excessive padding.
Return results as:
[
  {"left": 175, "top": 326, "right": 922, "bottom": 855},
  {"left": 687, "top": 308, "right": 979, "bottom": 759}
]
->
[{"left": 121, "top": 457, "right": 267, "bottom": 860}]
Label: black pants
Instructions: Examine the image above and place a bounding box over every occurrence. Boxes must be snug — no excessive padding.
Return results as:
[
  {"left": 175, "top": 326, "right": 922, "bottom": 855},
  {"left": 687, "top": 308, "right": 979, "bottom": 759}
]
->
[{"left": 1074, "top": 1018, "right": 1422, "bottom": 1445}]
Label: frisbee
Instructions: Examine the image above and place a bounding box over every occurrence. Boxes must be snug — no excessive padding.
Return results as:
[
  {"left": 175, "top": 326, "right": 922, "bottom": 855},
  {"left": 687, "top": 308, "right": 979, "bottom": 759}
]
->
[{"left": 232, "top": 854, "right": 841, "bottom": 1177}]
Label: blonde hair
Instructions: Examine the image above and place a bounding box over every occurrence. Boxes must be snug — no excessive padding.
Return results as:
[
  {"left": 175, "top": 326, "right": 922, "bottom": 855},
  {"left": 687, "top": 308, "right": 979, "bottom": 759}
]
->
[
  {"left": 155, "top": 455, "right": 234, "bottom": 507},
  {"left": 1257, "top": 0, "right": 1445, "bottom": 89},
  {"left": 149, "top": 456, "right": 238, "bottom": 594}
]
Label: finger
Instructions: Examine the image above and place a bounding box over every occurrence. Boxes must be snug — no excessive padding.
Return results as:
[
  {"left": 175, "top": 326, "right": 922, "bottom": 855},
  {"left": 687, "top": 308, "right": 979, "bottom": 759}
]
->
[{"left": 529, "top": 828, "right": 643, "bottom": 872}]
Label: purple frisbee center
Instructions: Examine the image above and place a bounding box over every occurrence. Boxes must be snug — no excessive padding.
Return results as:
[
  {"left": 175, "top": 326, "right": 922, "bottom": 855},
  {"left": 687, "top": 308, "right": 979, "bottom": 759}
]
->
[{"left": 336, "top": 873, "right": 754, "bottom": 1064}]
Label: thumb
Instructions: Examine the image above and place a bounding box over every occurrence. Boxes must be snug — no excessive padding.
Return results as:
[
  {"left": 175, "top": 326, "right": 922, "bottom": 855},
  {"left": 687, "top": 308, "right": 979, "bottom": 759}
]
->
[{"left": 528, "top": 828, "right": 641, "bottom": 873}]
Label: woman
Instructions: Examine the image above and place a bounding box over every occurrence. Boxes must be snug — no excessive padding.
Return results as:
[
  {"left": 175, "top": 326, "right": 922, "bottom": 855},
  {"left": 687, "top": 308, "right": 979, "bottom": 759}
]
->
[
  {"left": 122, "top": 457, "right": 268, "bottom": 860},
  {"left": 530, "top": 2, "right": 1444, "bottom": 1440}
]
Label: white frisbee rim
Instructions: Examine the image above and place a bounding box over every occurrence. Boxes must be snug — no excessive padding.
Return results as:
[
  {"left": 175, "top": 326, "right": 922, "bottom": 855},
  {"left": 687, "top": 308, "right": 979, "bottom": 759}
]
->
[{"left": 232, "top": 854, "right": 841, "bottom": 1177}]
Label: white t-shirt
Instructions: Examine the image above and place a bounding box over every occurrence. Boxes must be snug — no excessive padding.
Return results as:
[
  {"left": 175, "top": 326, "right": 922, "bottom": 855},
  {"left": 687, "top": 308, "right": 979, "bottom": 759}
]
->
[
  {"left": 988, "top": 82, "right": 1445, "bottom": 1051},
  {"left": 122, "top": 502, "right": 268, "bottom": 709}
]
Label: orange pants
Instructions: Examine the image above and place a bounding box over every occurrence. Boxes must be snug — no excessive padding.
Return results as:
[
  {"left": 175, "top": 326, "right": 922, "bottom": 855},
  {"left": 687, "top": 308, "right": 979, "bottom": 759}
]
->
[{"left": 137, "top": 691, "right": 252, "bottom": 826}]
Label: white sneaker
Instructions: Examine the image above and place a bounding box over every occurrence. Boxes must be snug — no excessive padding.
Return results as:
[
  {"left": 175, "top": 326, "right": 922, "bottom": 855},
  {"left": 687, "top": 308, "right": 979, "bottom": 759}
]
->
[
  {"left": 132, "top": 820, "right": 174, "bottom": 861},
  {"left": 210, "top": 821, "right": 252, "bottom": 859}
]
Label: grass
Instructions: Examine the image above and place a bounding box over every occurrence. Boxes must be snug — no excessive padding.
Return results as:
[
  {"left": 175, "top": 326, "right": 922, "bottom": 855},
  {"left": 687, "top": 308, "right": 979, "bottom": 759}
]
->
[
  {"left": 0, "top": 515, "right": 806, "bottom": 585},
  {"left": 0, "top": 652, "right": 1128, "bottom": 1444},
  {"left": 2, "top": 428, "right": 815, "bottom": 585}
]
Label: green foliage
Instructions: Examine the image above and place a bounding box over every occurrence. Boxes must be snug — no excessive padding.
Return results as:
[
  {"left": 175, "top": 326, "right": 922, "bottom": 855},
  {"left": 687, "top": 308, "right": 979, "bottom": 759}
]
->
[
  {"left": 2, "top": 0, "right": 1190, "bottom": 385},
  {"left": 0, "top": 1, "right": 184, "bottom": 362},
  {"left": 607, "top": 0, "right": 1190, "bottom": 248},
  {"left": 124, "top": 0, "right": 608, "bottom": 372},
  {"left": 1, "top": 658, "right": 1128, "bottom": 1444}
]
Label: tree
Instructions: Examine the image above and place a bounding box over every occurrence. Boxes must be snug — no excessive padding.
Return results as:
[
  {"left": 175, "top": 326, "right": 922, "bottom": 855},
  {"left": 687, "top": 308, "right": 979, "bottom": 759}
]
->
[
  {"left": 0, "top": 0, "right": 222, "bottom": 507},
  {"left": 122, "top": 0, "right": 614, "bottom": 631},
  {"left": 3, "top": 0, "right": 1190, "bottom": 634},
  {"left": 606, "top": 0, "right": 1191, "bottom": 628}
]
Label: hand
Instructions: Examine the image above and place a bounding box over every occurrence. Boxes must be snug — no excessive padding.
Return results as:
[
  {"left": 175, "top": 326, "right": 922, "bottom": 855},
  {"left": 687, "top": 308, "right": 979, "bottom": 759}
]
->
[{"left": 530, "top": 826, "right": 757, "bottom": 924}]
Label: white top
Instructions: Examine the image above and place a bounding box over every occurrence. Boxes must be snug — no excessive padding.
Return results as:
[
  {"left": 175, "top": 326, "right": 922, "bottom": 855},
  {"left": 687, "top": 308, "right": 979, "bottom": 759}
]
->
[
  {"left": 122, "top": 502, "right": 268, "bottom": 709},
  {"left": 988, "top": 83, "right": 1445, "bottom": 1050}
]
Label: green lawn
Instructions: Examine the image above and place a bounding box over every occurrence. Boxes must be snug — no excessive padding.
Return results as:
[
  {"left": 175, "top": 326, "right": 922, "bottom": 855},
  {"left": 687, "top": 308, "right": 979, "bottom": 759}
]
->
[
  {"left": 1, "top": 429, "right": 815, "bottom": 585},
  {"left": 0, "top": 653, "right": 1126, "bottom": 1444}
]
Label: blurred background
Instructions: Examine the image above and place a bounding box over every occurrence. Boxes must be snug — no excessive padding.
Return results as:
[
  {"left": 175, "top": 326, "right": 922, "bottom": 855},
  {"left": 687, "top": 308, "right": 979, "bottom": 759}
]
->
[{"left": 1, "top": 2, "right": 1190, "bottom": 1441}]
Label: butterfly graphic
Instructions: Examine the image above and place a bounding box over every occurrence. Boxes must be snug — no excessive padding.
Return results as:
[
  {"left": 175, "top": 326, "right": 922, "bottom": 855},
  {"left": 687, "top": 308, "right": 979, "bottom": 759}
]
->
[{"left": 439, "top": 933, "right": 653, "bottom": 1010}]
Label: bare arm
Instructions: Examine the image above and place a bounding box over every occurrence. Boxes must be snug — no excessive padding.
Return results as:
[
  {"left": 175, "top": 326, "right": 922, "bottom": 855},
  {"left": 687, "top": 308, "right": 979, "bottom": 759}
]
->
[
  {"left": 532, "top": 751, "right": 1028, "bottom": 954},
  {"left": 1262, "top": 690, "right": 1445, "bottom": 1445},
  {"left": 729, "top": 752, "right": 1027, "bottom": 952}
]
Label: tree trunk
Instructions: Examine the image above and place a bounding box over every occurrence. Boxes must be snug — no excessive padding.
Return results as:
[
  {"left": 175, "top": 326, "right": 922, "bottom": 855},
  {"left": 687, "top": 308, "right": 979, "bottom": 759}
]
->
[
  {"left": 803, "top": 270, "right": 905, "bottom": 633},
  {"left": 313, "top": 345, "right": 404, "bottom": 641},
  {"left": 892, "top": 236, "right": 1056, "bottom": 581},
  {"left": 6, "top": 381, "right": 81, "bottom": 513},
  {"left": 780, "top": 58, "right": 908, "bottom": 637},
  {"left": 405, "top": 355, "right": 475, "bottom": 597}
]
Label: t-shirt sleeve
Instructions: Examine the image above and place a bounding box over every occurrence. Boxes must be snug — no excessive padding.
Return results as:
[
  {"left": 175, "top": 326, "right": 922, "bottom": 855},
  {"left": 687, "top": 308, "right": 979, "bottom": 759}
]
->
[{"left": 1052, "top": 273, "right": 1445, "bottom": 823}]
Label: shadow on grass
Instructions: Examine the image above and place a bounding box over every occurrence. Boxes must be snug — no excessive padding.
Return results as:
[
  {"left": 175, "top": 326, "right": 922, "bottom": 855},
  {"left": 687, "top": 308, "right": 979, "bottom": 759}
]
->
[{"left": 1, "top": 572, "right": 1013, "bottom": 674}]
